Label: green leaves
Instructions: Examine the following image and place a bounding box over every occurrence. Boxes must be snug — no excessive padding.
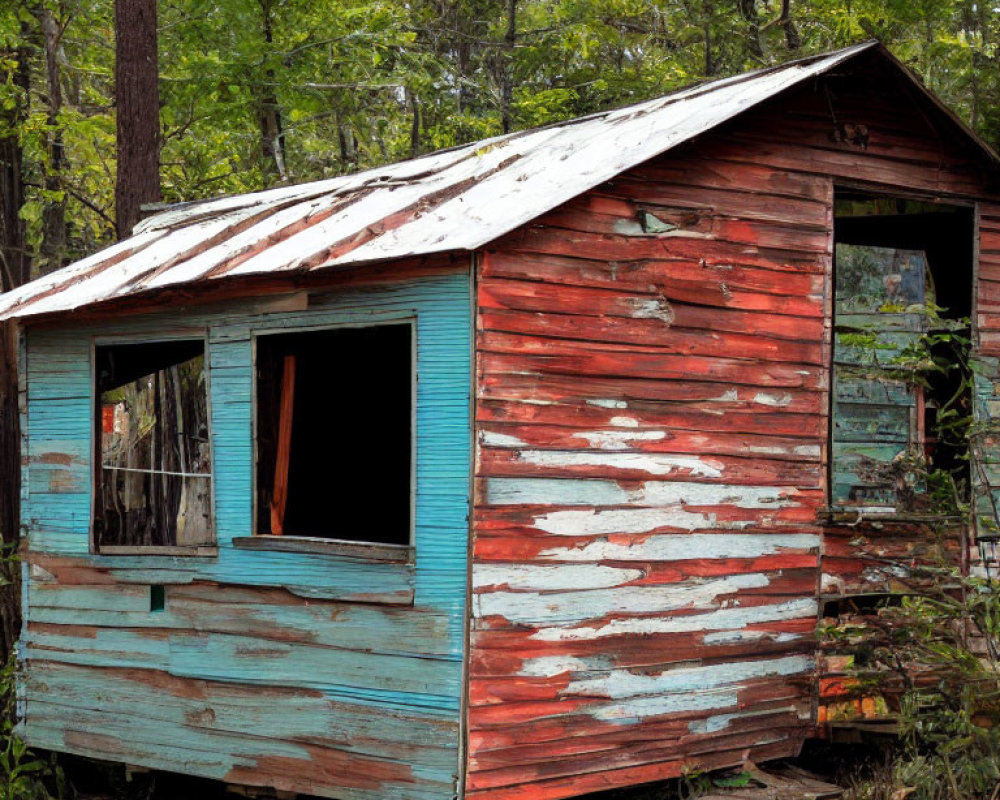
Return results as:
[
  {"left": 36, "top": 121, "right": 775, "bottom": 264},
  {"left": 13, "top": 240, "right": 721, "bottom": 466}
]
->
[{"left": 1, "top": 0, "right": 1000, "bottom": 272}]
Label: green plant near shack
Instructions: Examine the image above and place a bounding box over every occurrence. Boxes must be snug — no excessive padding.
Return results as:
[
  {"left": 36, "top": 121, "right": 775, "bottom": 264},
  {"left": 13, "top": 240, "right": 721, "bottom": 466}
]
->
[
  {"left": 0, "top": 544, "right": 53, "bottom": 800},
  {"left": 826, "top": 293, "right": 1000, "bottom": 800}
]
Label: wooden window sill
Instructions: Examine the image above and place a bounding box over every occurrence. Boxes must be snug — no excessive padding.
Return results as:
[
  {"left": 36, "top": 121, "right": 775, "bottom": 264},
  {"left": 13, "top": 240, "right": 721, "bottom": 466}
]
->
[
  {"left": 96, "top": 545, "right": 219, "bottom": 557},
  {"left": 818, "top": 509, "right": 965, "bottom": 525},
  {"left": 232, "top": 536, "right": 413, "bottom": 564}
]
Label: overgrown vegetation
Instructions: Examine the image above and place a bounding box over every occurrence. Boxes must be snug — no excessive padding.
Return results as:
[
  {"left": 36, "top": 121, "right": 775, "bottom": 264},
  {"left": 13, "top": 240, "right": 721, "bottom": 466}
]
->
[
  {"left": 827, "top": 295, "right": 1000, "bottom": 800},
  {"left": 0, "top": 654, "right": 53, "bottom": 800},
  {"left": 0, "top": 538, "right": 52, "bottom": 799}
]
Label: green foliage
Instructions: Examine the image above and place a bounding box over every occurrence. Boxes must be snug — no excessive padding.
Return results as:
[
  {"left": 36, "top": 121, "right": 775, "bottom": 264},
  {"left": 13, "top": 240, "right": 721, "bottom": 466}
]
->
[
  {"left": 0, "top": 656, "right": 54, "bottom": 800},
  {"left": 857, "top": 572, "right": 1000, "bottom": 800},
  {"left": 3, "top": 0, "right": 1000, "bottom": 277},
  {"left": 679, "top": 768, "right": 757, "bottom": 799}
]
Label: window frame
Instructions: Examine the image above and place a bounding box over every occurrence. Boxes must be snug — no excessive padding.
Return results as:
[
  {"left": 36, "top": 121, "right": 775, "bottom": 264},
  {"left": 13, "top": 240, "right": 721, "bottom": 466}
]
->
[
  {"left": 249, "top": 317, "right": 418, "bottom": 556},
  {"left": 89, "top": 331, "right": 217, "bottom": 556},
  {"left": 826, "top": 185, "right": 978, "bottom": 519}
]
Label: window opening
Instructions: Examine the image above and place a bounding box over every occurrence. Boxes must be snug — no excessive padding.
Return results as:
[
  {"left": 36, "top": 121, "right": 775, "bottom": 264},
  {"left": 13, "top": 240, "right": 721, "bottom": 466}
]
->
[
  {"left": 150, "top": 584, "right": 165, "bottom": 612},
  {"left": 255, "top": 324, "right": 412, "bottom": 544},
  {"left": 95, "top": 339, "right": 213, "bottom": 548},
  {"left": 832, "top": 193, "right": 974, "bottom": 512}
]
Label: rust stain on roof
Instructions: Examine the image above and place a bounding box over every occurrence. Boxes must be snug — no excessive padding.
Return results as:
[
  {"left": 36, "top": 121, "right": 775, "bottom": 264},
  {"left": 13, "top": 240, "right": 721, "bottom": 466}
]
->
[{"left": 3, "top": 42, "right": 985, "bottom": 322}]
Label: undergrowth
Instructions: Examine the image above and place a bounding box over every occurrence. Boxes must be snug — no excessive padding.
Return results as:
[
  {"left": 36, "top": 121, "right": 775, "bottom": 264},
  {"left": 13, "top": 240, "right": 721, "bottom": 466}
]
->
[{"left": 0, "top": 656, "right": 55, "bottom": 800}]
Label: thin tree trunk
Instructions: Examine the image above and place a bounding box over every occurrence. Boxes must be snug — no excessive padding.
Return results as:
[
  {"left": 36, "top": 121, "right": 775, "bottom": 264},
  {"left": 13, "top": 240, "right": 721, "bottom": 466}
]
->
[
  {"left": 337, "top": 117, "right": 357, "bottom": 171},
  {"left": 738, "top": 0, "right": 764, "bottom": 60},
  {"left": 40, "top": 6, "right": 67, "bottom": 272},
  {"left": 0, "top": 324, "right": 21, "bottom": 659},
  {"left": 0, "top": 30, "right": 31, "bottom": 290},
  {"left": 114, "top": 0, "right": 161, "bottom": 239},
  {"left": 781, "top": 0, "right": 801, "bottom": 51},
  {"left": 408, "top": 88, "right": 421, "bottom": 158},
  {"left": 257, "top": 0, "right": 286, "bottom": 182},
  {"left": 0, "top": 26, "right": 30, "bottom": 667},
  {"left": 702, "top": 0, "right": 715, "bottom": 75},
  {"left": 501, "top": 0, "right": 517, "bottom": 134}
]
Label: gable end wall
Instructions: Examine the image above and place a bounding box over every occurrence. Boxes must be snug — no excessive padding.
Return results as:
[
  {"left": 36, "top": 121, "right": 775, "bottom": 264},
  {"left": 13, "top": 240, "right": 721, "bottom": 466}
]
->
[{"left": 469, "top": 79, "right": 1000, "bottom": 800}]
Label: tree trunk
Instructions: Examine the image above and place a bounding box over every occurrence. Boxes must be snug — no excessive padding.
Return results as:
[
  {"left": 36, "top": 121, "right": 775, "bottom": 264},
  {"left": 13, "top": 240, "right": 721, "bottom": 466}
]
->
[
  {"left": 0, "top": 323, "right": 21, "bottom": 660},
  {"left": 408, "top": 89, "right": 421, "bottom": 158},
  {"left": 0, "top": 27, "right": 30, "bottom": 667},
  {"left": 501, "top": 0, "right": 517, "bottom": 134},
  {"left": 40, "top": 6, "right": 67, "bottom": 272},
  {"left": 114, "top": 0, "right": 161, "bottom": 239},
  {"left": 738, "top": 0, "right": 764, "bottom": 60},
  {"left": 257, "top": 0, "right": 286, "bottom": 182},
  {"left": 702, "top": 0, "right": 716, "bottom": 76},
  {"left": 781, "top": 0, "right": 801, "bottom": 51},
  {"left": 0, "top": 31, "right": 31, "bottom": 291}
]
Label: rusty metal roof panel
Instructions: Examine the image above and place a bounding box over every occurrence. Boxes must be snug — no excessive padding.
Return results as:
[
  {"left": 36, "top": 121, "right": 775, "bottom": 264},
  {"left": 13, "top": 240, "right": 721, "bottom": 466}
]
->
[{"left": 0, "top": 42, "right": 891, "bottom": 321}]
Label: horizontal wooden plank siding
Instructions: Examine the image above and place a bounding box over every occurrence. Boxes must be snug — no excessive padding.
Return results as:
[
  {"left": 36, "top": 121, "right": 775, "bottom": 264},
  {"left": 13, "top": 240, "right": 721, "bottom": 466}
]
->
[
  {"left": 19, "top": 267, "right": 472, "bottom": 800},
  {"left": 469, "top": 71, "right": 998, "bottom": 800}
]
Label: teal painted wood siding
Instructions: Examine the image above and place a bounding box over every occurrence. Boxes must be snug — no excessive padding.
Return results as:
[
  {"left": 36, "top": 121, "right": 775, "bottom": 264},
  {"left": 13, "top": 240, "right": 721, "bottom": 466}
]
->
[{"left": 18, "top": 269, "right": 472, "bottom": 800}]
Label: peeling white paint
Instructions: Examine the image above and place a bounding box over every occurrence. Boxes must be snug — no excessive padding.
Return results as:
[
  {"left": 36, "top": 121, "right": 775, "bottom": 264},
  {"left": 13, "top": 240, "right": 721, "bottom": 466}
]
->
[
  {"left": 473, "top": 563, "right": 644, "bottom": 591},
  {"left": 708, "top": 389, "right": 739, "bottom": 402},
  {"left": 586, "top": 399, "right": 628, "bottom": 409},
  {"left": 532, "top": 508, "right": 741, "bottom": 535},
  {"left": 594, "top": 688, "right": 739, "bottom": 722},
  {"left": 480, "top": 430, "right": 528, "bottom": 448},
  {"left": 586, "top": 657, "right": 812, "bottom": 723},
  {"left": 518, "top": 450, "right": 725, "bottom": 477},
  {"left": 702, "top": 629, "right": 803, "bottom": 645},
  {"left": 609, "top": 416, "right": 639, "bottom": 428},
  {"left": 820, "top": 573, "right": 845, "bottom": 594},
  {"left": 753, "top": 392, "right": 793, "bottom": 407},
  {"left": 519, "top": 655, "right": 596, "bottom": 677},
  {"left": 567, "top": 655, "right": 812, "bottom": 699},
  {"left": 29, "top": 564, "right": 56, "bottom": 583},
  {"left": 478, "top": 573, "right": 770, "bottom": 624},
  {"left": 486, "top": 477, "right": 800, "bottom": 508},
  {"left": 747, "top": 444, "right": 822, "bottom": 457},
  {"left": 629, "top": 297, "right": 675, "bottom": 324},
  {"left": 537, "top": 531, "right": 820, "bottom": 558},
  {"left": 531, "top": 598, "right": 818, "bottom": 641},
  {"left": 571, "top": 430, "right": 667, "bottom": 450}
]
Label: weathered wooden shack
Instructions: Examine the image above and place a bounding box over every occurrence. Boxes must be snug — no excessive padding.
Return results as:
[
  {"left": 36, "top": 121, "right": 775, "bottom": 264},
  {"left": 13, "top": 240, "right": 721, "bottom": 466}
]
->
[{"left": 4, "top": 40, "right": 1000, "bottom": 800}]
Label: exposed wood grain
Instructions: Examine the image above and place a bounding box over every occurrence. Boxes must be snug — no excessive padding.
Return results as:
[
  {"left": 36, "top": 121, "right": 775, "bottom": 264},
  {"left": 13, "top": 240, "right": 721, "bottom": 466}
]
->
[
  {"left": 469, "top": 70, "right": 998, "bottom": 800},
  {"left": 19, "top": 270, "right": 472, "bottom": 800},
  {"left": 268, "top": 354, "right": 295, "bottom": 535}
]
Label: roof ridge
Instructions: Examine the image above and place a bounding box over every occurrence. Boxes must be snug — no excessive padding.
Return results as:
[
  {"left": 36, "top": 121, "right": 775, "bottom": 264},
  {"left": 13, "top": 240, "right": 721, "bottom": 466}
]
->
[{"left": 7, "top": 40, "right": 994, "bottom": 323}]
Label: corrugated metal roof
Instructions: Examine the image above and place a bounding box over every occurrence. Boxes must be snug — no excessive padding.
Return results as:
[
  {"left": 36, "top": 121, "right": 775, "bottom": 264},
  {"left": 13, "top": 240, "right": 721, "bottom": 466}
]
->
[{"left": 0, "top": 40, "right": 973, "bottom": 321}]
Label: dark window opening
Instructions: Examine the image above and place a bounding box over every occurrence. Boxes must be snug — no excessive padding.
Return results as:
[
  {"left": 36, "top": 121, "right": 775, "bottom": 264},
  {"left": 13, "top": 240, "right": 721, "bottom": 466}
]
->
[
  {"left": 255, "top": 324, "right": 412, "bottom": 544},
  {"left": 832, "top": 193, "right": 974, "bottom": 511},
  {"left": 150, "top": 584, "right": 165, "bottom": 612},
  {"left": 95, "top": 339, "right": 213, "bottom": 548}
]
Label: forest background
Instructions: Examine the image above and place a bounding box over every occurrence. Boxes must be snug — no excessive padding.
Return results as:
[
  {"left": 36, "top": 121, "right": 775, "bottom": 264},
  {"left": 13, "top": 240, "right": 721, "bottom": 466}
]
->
[
  {"left": 0, "top": 0, "right": 998, "bottom": 652},
  {"left": 6, "top": 0, "right": 1000, "bottom": 282}
]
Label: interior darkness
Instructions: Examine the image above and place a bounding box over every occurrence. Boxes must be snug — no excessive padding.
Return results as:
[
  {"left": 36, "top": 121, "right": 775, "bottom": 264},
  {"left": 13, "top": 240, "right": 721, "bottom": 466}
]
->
[
  {"left": 256, "top": 324, "right": 412, "bottom": 543},
  {"left": 834, "top": 205, "right": 974, "bottom": 319},
  {"left": 834, "top": 194, "right": 975, "bottom": 493},
  {"left": 97, "top": 339, "right": 204, "bottom": 393}
]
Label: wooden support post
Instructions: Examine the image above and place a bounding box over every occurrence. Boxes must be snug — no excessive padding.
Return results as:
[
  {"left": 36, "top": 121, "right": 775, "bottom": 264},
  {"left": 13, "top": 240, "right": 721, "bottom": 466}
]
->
[{"left": 269, "top": 355, "right": 295, "bottom": 535}]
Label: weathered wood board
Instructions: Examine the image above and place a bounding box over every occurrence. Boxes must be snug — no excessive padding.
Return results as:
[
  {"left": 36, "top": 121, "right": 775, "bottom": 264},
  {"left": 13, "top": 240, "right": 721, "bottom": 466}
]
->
[
  {"left": 15, "top": 44, "right": 1000, "bottom": 800},
  {"left": 468, "top": 64, "right": 998, "bottom": 800},
  {"left": 18, "top": 268, "right": 472, "bottom": 800}
]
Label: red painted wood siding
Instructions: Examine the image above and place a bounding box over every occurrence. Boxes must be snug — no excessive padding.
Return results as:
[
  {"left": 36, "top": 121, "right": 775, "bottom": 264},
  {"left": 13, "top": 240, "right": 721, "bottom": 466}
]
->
[{"left": 469, "top": 71, "right": 999, "bottom": 800}]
